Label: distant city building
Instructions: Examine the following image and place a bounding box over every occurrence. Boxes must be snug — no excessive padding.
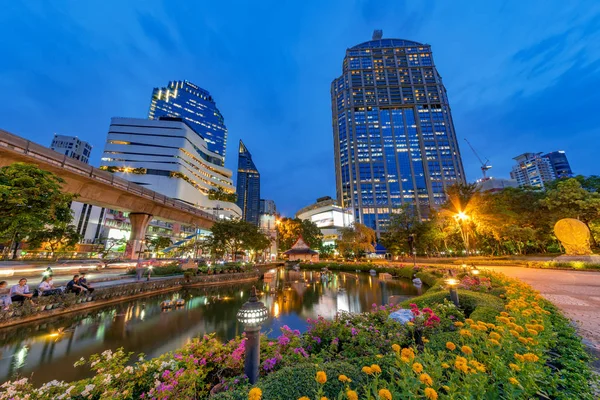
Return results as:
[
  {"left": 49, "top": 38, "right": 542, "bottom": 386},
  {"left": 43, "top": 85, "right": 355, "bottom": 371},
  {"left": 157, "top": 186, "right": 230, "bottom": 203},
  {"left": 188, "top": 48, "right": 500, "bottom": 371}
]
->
[
  {"left": 260, "top": 199, "right": 277, "bottom": 215},
  {"left": 148, "top": 80, "right": 228, "bottom": 160},
  {"left": 296, "top": 196, "right": 354, "bottom": 247},
  {"left": 100, "top": 117, "right": 241, "bottom": 219},
  {"left": 544, "top": 151, "right": 573, "bottom": 179},
  {"left": 236, "top": 140, "right": 260, "bottom": 225},
  {"left": 50, "top": 134, "right": 92, "bottom": 164},
  {"left": 510, "top": 153, "right": 556, "bottom": 189},
  {"left": 259, "top": 213, "right": 278, "bottom": 261},
  {"left": 49, "top": 135, "right": 105, "bottom": 247},
  {"left": 331, "top": 31, "right": 465, "bottom": 236},
  {"left": 476, "top": 177, "right": 518, "bottom": 193}
]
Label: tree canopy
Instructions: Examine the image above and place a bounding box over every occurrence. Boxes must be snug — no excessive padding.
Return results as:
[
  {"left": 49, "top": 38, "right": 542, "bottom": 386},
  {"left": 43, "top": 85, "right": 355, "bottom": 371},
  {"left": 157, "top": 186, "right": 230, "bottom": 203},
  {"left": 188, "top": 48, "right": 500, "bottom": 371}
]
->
[
  {"left": 205, "top": 219, "right": 271, "bottom": 261},
  {"left": 0, "top": 163, "right": 78, "bottom": 258},
  {"left": 337, "top": 223, "right": 376, "bottom": 258},
  {"left": 276, "top": 218, "right": 323, "bottom": 252}
]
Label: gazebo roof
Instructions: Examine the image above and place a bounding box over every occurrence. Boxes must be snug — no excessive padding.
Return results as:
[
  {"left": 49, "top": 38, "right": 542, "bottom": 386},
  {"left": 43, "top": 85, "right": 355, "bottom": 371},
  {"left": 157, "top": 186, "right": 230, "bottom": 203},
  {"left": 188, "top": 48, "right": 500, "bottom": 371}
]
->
[{"left": 283, "top": 235, "right": 318, "bottom": 255}]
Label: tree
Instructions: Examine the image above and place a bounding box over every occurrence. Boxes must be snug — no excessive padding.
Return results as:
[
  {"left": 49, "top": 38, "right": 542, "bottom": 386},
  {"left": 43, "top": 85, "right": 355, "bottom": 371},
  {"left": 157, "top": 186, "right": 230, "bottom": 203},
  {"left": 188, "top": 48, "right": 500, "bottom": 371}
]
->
[
  {"left": 208, "top": 219, "right": 271, "bottom": 261},
  {"left": 98, "top": 237, "right": 127, "bottom": 258},
  {"left": 146, "top": 236, "right": 173, "bottom": 253},
  {"left": 319, "top": 243, "right": 336, "bottom": 259},
  {"left": 0, "top": 163, "right": 77, "bottom": 259},
  {"left": 29, "top": 223, "right": 81, "bottom": 259},
  {"left": 276, "top": 218, "right": 323, "bottom": 252},
  {"left": 379, "top": 204, "right": 422, "bottom": 256},
  {"left": 337, "top": 223, "right": 376, "bottom": 258},
  {"left": 208, "top": 187, "right": 237, "bottom": 203}
]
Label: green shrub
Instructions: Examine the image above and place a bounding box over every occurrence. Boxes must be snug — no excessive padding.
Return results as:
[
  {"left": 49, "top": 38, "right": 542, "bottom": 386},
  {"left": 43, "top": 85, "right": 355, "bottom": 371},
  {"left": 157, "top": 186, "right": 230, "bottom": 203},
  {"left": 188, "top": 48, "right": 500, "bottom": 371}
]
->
[
  {"left": 257, "top": 361, "right": 365, "bottom": 400},
  {"left": 425, "top": 331, "right": 461, "bottom": 352},
  {"left": 469, "top": 306, "right": 500, "bottom": 323},
  {"left": 400, "top": 289, "right": 504, "bottom": 316}
]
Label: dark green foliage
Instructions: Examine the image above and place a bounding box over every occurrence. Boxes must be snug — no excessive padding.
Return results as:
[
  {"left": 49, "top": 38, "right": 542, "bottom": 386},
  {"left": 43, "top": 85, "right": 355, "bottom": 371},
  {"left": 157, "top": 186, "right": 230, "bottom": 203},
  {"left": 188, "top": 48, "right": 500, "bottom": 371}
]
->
[
  {"left": 425, "top": 331, "right": 461, "bottom": 353},
  {"left": 469, "top": 306, "right": 501, "bottom": 323},
  {"left": 400, "top": 289, "right": 504, "bottom": 316}
]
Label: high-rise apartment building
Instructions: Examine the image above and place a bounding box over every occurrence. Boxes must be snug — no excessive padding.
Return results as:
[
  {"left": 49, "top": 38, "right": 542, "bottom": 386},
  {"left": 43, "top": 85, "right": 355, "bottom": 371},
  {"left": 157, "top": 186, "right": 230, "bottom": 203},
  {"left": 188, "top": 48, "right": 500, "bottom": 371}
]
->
[
  {"left": 259, "top": 199, "right": 277, "bottom": 215},
  {"left": 100, "top": 117, "right": 241, "bottom": 219},
  {"left": 510, "top": 153, "right": 556, "bottom": 189},
  {"left": 544, "top": 151, "right": 573, "bottom": 179},
  {"left": 148, "top": 80, "right": 228, "bottom": 160},
  {"left": 50, "top": 134, "right": 92, "bottom": 164},
  {"left": 236, "top": 140, "right": 260, "bottom": 225},
  {"left": 331, "top": 31, "right": 465, "bottom": 235}
]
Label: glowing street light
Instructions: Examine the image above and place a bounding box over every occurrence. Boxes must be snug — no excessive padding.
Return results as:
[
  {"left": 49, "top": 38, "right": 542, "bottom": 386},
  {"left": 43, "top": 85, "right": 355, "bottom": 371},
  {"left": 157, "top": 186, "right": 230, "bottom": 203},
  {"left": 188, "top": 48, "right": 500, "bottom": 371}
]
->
[
  {"left": 237, "top": 286, "right": 268, "bottom": 384},
  {"left": 453, "top": 211, "right": 471, "bottom": 256},
  {"left": 446, "top": 278, "right": 460, "bottom": 307}
]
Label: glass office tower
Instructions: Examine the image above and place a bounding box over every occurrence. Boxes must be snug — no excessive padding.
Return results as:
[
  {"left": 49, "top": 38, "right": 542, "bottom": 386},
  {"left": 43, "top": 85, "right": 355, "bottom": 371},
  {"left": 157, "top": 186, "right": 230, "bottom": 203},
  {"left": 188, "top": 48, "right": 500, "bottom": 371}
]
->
[
  {"left": 149, "top": 80, "right": 228, "bottom": 162},
  {"left": 331, "top": 31, "right": 465, "bottom": 235},
  {"left": 236, "top": 140, "right": 261, "bottom": 225}
]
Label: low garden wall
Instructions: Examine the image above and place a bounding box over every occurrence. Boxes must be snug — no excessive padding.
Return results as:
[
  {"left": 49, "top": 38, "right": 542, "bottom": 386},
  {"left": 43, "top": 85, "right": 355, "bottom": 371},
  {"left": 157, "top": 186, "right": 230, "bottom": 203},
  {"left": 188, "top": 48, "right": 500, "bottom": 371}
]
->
[{"left": 0, "top": 271, "right": 260, "bottom": 328}]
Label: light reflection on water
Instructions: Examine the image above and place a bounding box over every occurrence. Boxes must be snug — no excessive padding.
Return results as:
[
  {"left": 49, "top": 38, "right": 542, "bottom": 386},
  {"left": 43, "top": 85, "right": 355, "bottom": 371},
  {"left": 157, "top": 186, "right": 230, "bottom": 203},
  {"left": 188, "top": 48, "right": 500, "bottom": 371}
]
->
[{"left": 0, "top": 268, "right": 423, "bottom": 385}]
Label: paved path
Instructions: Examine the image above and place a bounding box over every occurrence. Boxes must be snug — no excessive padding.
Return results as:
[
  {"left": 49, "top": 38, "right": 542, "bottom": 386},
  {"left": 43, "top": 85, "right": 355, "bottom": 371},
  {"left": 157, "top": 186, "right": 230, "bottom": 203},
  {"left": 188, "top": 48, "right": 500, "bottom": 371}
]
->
[{"left": 483, "top": 266, "right": 600, "bottom": 367}]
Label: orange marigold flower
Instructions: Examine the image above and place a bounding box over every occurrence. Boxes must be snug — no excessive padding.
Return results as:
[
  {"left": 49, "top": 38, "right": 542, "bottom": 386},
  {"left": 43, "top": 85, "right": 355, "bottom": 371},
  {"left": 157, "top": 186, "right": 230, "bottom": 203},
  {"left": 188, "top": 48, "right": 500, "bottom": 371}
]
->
[
  {"left": 401, "top": 348, "right": 415, "bottom": 361},
  {"left": 362, "top": 366, "right": 373, "bottom": 375},
  {"left": 370, "top": 364, "right": 382, "bottom": 374},
  {"left": 378, "top": 389, "right": 392, "bottom": 400},
  {"left": 465, "top": 318, "right": 475, "bottom": 325},
  {"left": 527, "top": 329, "right": 538, "bottom": 336},
  {"left": 441, "top": 363, "right": 450, "bottom": 369},
  {"left": 461, "top": 345, "right": 473, "bottom": 355},
  {"left": 446, "top": 342, "right": 456, "bottom": 351},
  {"left": 412, "top": 362, "right": 423, "bottom": 374},
  {"left": 454, "top": 321, "right": 464, "bottom": 327},
  {"left": 509, "top": 330, "right": 520, "bottom": 337},
  {"left": 423, "top": 338, "right": 429, "bottom": 343},
  {"left": 320, "top": 397, "right": 328, "bottom": 400},
  {"left": 419, "top": 373, "right": 433, "bottom": 386},
  {"left": 535, "top": 324, "right": 545, "bottom": 331},
  {"left": 392, "top": 344, "right": 401, "bottom": 353},
  {"left": 489, "top": 332, "right": 501, "bottom": 340},
  {"left": 489, "top": 338, "right": 500, "bottom": 346},
  {"left": 518, "top": 337, "right": 529, "bottom": 345},
  {"left": 515, "top": 326, "right": 525, "bottom": 333},
  {"left": 346, "top": 390, "right": 358, "bottom": 400},
  {"left": 509, "top": 363, "right": 520, "bottom": 371},
  {"left": 523, "top": 353, "right": 539, "bottom": 362},
  {"left": 298, "top": 397, "right": 310, "bottom": 400},
  {"left": 500, "top": 311, "right": 509, "bottom": 317},
  {"left": 316, "top": 371, "right": 327, "bottom": 384},
  {"left": 514, "top": 353, "right": 525, "bottom": 362},
  {"left": 509, "top": 377, "right": 520, "bottom": 385},
  {"left": 249, "top": 388, "right": 262, "bottom": 400},
  {"left": 424, "top": 387, "right": 438, "bottom": 400},
  {"left": 338, "top": 374, "right": 352, "bottom": 383},
  {"left": 459, "top": 329, "right": 472, "bottom": 337}
]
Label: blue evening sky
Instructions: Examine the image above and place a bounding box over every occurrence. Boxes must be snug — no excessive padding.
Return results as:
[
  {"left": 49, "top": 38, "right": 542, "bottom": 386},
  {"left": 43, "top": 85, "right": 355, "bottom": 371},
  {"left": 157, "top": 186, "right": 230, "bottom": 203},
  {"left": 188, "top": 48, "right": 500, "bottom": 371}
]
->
[{"left": 1, "top": 1, "right": 599, "bottom": 216}]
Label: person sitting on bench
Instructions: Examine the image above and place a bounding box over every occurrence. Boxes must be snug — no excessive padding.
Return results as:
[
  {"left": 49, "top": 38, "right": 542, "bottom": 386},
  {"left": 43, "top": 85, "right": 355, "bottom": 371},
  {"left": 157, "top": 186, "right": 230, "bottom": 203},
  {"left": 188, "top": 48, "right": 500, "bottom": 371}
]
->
[
  {"left": 10, "top": 278, "right": 35, "bottom": 302},
  {"left": 38, "top": 276, "right": 63, "bottom": 296},
  {"left": 78, "top": 272, "right": 94, "bottom": 293},
  {"left": 66, "top": 275, "right": 86, "bottom": 295}
]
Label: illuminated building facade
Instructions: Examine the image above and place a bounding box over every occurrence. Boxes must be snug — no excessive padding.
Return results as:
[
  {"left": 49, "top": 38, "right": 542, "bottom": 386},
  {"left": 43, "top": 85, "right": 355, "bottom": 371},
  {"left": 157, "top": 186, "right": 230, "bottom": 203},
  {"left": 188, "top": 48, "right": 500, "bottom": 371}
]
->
[
  {"left": 331, "top": 31, "right": 465, "bottom": 235},
  {"left": 236, "top": 140, "right": 260, "bottom": 225},
  {"left": 296, "top": 196, "right": 354, "bottom": 246},
  {"left": 148, "top": 80, "right": 228, "bottom": 161},
  {"left": 100, "top": 117, "right": 241, "bottom": 219},
  {"left": 50, "top": 134, "right": 92, "bottom": 164}
]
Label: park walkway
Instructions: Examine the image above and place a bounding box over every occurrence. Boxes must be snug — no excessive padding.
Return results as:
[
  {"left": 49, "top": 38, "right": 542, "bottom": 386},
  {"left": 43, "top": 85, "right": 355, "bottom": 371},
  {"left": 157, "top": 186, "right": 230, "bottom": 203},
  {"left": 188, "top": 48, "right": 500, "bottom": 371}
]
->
[{"left": 484, "top": 266, "right": 600, "bottom": 368}]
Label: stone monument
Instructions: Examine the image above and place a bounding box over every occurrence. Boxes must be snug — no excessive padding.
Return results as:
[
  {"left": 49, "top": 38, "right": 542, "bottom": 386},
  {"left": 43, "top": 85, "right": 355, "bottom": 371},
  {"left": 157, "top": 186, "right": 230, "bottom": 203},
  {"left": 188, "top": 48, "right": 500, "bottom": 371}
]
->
[{"left": 553, "top": 218, "right": 600, "bottom": 263}]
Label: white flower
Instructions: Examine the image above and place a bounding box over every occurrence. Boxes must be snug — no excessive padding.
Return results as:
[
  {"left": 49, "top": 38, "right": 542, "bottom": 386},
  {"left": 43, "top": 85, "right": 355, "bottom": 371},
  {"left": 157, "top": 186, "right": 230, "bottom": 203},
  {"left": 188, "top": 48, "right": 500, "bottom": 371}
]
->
[
  {"left": 90, "top": 360, "right": 99, "bottom": 368},
  {"left": 124, "top": 366, "right": 134, "bottom": 374}
]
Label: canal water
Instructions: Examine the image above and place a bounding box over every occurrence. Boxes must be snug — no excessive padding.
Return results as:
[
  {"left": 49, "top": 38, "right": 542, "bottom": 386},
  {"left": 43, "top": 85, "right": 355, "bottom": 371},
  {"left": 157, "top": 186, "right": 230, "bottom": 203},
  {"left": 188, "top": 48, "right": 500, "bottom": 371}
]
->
[{"left": 0, "top": 268, "right": 424, "bottom": 385}]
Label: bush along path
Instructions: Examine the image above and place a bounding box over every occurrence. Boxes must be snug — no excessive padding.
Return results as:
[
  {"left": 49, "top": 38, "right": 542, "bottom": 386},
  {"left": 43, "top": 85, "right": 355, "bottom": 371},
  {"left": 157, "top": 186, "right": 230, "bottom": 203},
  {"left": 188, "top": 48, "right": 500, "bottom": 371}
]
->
[{"left": 0, "top": 270, "right": 596, "bottom": 399}]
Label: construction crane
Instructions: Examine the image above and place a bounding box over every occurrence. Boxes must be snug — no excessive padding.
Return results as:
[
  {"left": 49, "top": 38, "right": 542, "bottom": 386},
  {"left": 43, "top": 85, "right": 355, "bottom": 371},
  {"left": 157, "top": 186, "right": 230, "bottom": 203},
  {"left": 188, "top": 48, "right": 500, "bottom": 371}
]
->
[{"left": 464, "top": 138, "right": 492, "bottom": 180}]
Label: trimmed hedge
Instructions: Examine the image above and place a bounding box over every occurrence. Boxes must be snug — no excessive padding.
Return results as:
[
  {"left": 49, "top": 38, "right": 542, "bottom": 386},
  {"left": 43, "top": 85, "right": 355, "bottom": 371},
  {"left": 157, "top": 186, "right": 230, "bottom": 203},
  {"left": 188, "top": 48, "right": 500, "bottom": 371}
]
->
[
  {"left": 469, "top": 305, "right": 501, "bottom": 323},
  {"left": 400, "top": 289, "right": 504, "bottom": 316}
]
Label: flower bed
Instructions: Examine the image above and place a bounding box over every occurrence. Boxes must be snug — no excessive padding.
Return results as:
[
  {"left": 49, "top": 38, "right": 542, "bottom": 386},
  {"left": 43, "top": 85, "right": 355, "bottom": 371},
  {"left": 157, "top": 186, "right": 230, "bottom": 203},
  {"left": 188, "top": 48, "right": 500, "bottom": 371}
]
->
[{"left": 0, "top": 271, "right": 596, "bottom": 399}]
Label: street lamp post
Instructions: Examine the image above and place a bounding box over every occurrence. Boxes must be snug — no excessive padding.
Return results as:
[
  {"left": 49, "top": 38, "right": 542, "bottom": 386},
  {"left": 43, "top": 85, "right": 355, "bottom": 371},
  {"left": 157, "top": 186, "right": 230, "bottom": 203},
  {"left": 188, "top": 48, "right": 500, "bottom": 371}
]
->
[
  {"left": 446, "top": 278, "right": 460, "bottom": 307},
  {"left": 237, "top": 286, "right": 268, "bottom": 384},
  {"left": 454, "top": 212, "right": 470, "bottom": 256}
]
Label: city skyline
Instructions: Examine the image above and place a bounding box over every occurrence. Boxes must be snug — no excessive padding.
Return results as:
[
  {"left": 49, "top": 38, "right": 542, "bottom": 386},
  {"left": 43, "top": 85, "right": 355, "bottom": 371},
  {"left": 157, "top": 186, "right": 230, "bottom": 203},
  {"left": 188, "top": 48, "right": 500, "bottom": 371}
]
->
[{"left": 2, "top": 1, "right": 599, "bottom": 216}]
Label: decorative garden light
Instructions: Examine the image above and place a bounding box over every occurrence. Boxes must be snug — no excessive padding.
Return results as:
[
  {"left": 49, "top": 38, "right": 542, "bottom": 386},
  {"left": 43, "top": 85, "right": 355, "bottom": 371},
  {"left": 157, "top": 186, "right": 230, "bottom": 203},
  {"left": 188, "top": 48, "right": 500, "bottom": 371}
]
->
[
  {"left": 237, "top": 286, "right": 268, "bottom": 384},
  {"left": 446, "top": 278, "right": 460, "bottom": 307},
  {"left": 471, "top": 266, "right": 480, "bottom": 275},
  {"left": 147, "top": 265, "right": 153, "bottom": 281}
]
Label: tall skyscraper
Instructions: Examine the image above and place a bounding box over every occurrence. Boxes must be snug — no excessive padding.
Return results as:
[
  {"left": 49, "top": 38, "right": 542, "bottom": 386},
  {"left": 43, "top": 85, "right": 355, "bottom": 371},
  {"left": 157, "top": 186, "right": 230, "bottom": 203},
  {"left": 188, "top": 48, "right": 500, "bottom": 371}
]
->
[
  {"left": 510, "top": 153, "right": 556, "bottom": 189},
  {"left": 101, "top": 117, "right": 241, "bottom": 219},
  {"left": 259, "top": 199, "right": 277, "bottom": 215},
  {"left": 331, "top": 31, "right": 465, "bottom": 235},
  {"left": 236, "top": 140, "right": 260, "bottom": 225},
  {"left": 50, "top": 134, "right": 92, "bottom": 164},
  {"left": 544, "top": 151, "right": 573, "bottom": 179},
  {"left": 148, "top": 80, "right": 228, "bottom": 161}
]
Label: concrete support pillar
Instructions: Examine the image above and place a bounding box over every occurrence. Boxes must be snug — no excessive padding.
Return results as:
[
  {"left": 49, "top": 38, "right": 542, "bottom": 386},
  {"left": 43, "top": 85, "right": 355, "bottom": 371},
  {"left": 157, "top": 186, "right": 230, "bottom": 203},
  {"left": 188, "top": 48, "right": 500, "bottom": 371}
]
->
[{"left": 126, "top": 213, "right": 153, "bottom": 260}]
